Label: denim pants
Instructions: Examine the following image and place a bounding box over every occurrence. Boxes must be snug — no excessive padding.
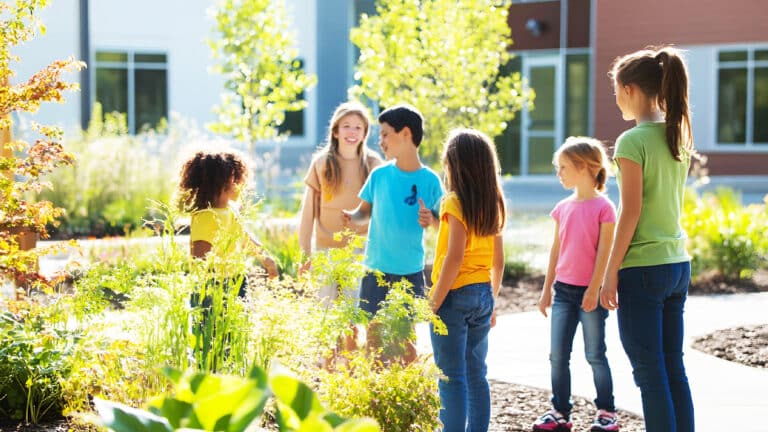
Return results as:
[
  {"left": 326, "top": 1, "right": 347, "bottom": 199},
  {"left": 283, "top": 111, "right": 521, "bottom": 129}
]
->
[
  {"left": 549, "top": 281, "right": 615, "bottom": 417},
  {"left": 430, "top": 283, "right": 494, "bottom": 432},
  {"left": 618, "top": 262, "right": 694, "bottom": 432}
]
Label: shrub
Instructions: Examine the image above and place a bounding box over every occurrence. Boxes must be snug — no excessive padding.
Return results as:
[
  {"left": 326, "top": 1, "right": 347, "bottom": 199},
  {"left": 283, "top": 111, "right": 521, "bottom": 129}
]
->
[{"left": 682, "top": 187, "right": 768, "bottom": 280}]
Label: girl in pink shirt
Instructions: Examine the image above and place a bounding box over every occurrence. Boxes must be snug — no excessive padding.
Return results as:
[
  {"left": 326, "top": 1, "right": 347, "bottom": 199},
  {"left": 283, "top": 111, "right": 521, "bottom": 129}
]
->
[{"left": 534, "top": 137, "right": 619, "bottom": 432}]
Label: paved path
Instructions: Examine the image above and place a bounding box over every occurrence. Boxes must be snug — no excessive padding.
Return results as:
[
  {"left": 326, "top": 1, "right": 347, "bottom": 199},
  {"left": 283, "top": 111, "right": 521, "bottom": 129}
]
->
[{"left": 416, "top": 292, "right": 768, "bottom": 431}]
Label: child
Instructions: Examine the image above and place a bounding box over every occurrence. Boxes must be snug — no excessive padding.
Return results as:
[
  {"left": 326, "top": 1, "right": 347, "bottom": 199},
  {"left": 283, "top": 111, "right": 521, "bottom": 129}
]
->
[
  {"left": 177, "top": 150, "right": 277, "bottom": 279},
  {"left": 601, "top": 46, "right": 695, "bottom": 432},
  {"left": 176, "top": 150, "right": 277, "bottom": 371},
  {"left": 343, "top": 104, "right": 443, "bottom": 365},
  {"left": 534, "top": 137, "right": 618, "bottom": 432},
  {"left": 429, "top": 128, "right": 505, "bottom": 432},
  {"left": 297, "top": 101, "right": 381, "bottom": 365}
]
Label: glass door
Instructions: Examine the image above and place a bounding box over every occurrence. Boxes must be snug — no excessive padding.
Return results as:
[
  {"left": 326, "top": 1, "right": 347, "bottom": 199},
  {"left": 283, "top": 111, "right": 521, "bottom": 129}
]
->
[{"left": 521, "top": 55, "right": 563, "bottom": 175}]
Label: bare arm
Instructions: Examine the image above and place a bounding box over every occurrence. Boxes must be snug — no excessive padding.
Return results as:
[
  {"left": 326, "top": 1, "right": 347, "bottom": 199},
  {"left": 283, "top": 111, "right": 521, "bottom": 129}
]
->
[
  {"left": 342, "top": 200, "right": 372, "bottom": 226},
  {"left": 191, "top": 240, "right": 212, "bottom": 259},
  {"left": 601, "top": 158, "right": 642, "bottom": 310},
  {"left": 491, "top": 233, "right": 504, "bottom": 298},
  {"left": 583, "top": 222, "right": 615, "bottom": 312},
  {"left": 538, "top": 222, "right": 560, "bottom": 317},
  {"left": 298, "top": 186, "right": 316, "bottom": 258},
  {"left": 430, "top": 215, "right": 466, "bottom": 313}
]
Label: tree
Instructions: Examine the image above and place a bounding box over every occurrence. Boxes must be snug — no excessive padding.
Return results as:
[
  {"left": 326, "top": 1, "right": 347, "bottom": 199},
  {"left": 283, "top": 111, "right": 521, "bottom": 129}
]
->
[
  {"left": 350, "top": 0, "right": 531, "bottom": 164},
  {"left": 208, "top": 0, "right": 317, "bottom": 147},
  {"left": 1, "top": 0, "right": 83, "bottom": 290}
]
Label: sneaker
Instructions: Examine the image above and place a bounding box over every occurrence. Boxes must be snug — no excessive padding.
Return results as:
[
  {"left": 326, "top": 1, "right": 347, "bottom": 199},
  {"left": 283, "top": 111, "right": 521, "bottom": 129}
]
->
[
  {"left": 590, "top": 409, "right": 619, "bottom": 431},
  {"left": 532, "top": 409, "right": 572, "bottom": 432}
]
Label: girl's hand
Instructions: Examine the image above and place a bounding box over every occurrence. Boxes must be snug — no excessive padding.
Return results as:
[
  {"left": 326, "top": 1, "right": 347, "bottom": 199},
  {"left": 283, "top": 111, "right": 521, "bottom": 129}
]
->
[
  {"left": 298, "top": 259, "right": 311, "bottom": 276},
  {"left": 600, "top": 271, "right": 619, "bottom": 310},
  {"left": 490, "top": 309, "right": 497, "bottom": 328},
  {"left": 538, "top": 290, "right": 552, "bottom": 317},
  {"left": 262, "top": 256, "right": 279, "bottom": 279},
  {"left": 581, "top": 288, "right": 599, "bottom": 312}
]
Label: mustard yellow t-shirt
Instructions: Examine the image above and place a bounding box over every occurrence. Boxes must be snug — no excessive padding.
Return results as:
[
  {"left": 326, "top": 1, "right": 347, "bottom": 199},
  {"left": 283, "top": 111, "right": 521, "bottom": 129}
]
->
[
  {"left": 190, "top": 207, "right": 247, "bottom": 274},
  {"left": 304, "top": 154, "right": 381, "bottom": 249},
  {"left": 431, "top": 193, "right": 495, "bottom": 289}
]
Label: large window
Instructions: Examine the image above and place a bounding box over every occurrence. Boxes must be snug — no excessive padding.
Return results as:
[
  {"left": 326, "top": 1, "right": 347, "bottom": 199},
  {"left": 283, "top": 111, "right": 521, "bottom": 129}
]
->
[
  {"left": 717, "top": 48, "right": 768, "bottom": 146},
  {"left": 95, "top": 51, "right": 168, "bottom": 133}
]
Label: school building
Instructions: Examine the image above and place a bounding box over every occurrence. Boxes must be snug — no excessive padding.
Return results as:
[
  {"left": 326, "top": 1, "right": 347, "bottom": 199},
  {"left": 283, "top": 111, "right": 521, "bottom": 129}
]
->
[{"left": 11, "top": 0, "right": 768, "bottom": 179}]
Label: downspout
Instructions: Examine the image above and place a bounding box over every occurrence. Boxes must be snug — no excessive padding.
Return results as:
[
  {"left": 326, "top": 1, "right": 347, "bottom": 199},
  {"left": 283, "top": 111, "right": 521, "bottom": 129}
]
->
[{"left": 79, "top": 0, "right": 91, "bottom": 130}]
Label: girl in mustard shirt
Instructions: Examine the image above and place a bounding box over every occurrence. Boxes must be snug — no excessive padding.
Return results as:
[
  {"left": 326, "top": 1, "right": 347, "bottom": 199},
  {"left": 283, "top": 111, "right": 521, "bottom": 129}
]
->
[{"left": 429, "top": 128, "right": 506, "bottom": 432}]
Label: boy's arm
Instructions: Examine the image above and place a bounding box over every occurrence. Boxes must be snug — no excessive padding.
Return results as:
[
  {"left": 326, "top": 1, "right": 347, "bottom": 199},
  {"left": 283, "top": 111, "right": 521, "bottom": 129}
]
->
[
  {"left": 342, "top": 200, "right": 372, "bottom": 226},
  {"left": 417, "top": 198, "right": 438, "bottom": 229}
]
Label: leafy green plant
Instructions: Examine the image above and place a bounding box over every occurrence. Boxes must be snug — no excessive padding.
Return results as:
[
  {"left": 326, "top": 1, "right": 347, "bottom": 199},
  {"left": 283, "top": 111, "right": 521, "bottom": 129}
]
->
[
  {"left": 682, "top": 187, "right": 768, "bottom": 280},
  {"left": 320, "top": 356, "right": 442, "bottom": 432},
  {"left": 37, "top": 105, "right": 196, "bottom": 238},
  {"left": 0, "top": 306, "right": 81, "bottom": 423},
  {"left": 94, "top": 365, "right": 379, "bottom": 431}
]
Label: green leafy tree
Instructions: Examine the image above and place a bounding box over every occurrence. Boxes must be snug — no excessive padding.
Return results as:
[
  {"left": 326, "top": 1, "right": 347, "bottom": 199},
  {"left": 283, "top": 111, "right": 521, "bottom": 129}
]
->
[
  {"left": 1, "top": 0, "right": 83, "bottom": 287},
  {"left": 350, "top": 0, "right": 531, "bottom": 164},
  {"left": 208, "top": 0, "right": 317, "bottom": 147}
]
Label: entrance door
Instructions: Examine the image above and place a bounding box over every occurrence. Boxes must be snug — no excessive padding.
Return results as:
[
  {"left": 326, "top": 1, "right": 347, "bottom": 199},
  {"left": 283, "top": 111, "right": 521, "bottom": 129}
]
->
[{"left": 521, "top": 55, "right": 563, "bottom": 175}]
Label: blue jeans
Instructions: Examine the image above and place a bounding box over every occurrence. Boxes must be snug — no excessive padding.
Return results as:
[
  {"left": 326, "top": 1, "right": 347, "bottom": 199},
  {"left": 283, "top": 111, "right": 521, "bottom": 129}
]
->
[
  {"left": 549, "top": 281, "right": 615, "bottom": 417},
  {"left": 618, "top": 262, "right": 694, "bottom": 432},
  {"left": 430, "top": 283, "right": 494, "bottom": 432}
]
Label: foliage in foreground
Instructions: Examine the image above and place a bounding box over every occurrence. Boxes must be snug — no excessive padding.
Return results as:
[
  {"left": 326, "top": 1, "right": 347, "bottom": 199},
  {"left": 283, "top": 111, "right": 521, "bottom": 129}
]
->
[{"left": 94, "top": 365, "right": 379, "bottom": 432}]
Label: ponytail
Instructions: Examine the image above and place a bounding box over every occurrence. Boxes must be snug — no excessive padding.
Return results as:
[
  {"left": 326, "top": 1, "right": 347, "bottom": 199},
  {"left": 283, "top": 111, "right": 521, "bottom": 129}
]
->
[
  {"left": 610, "top": 46, "right": 694, "bottom": 161},
  {"left": 656, "top": 48, "right": 693, "bottom": 161},
  {"left": 596, "top": 167, "right": 607, "bottom": 192}
]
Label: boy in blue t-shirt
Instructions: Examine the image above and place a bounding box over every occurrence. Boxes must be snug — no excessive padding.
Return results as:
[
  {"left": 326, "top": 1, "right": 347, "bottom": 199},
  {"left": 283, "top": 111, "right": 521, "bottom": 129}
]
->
[{"left": 343, "top": 104, "right": 443, "bottom": 364}]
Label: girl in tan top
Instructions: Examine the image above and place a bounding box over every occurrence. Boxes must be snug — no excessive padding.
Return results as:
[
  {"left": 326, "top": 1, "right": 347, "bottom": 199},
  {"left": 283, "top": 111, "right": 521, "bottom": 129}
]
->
[{"left": 298, "top": 101, "right": 382, "bottom": 368}]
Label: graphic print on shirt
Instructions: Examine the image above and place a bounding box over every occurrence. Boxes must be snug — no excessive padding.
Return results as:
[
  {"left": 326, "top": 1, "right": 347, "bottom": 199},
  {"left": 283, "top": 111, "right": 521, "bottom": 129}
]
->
[{"left": 404, "top": 184, "right": 418, "bottom": 205}]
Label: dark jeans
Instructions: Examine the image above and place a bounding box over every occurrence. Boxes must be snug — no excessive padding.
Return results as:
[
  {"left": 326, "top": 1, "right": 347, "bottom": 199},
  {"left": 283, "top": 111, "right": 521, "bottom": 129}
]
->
[
  {"left": 618, "top": 262, "right": 694, "bottom": 432},
  {"left": 430, "top": 283, "right": 494, "bottom": 432},
  {"left": 359, "top": 270, "right": 425, "bottom": 317},
  {"left": 549, "top": 281, "right": 615, "bottom": 417}
]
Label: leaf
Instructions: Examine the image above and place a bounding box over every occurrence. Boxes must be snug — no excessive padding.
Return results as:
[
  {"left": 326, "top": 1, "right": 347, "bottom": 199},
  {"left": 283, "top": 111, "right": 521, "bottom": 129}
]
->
[{"left": 93, "top": 398, "right": 174, "bottom": 432}]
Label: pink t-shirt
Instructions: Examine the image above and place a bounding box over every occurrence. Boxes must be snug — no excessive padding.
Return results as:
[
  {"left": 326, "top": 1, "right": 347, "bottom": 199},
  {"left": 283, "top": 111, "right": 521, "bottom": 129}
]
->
[{"left": 551, "top": 195, "right": 617, "bottom": 287}]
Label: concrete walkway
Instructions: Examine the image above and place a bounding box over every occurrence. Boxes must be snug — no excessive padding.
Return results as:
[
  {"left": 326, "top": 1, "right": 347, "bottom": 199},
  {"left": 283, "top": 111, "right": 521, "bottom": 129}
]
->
[{"left": 416, "top": 291, "right": 768, "bottom": 431}]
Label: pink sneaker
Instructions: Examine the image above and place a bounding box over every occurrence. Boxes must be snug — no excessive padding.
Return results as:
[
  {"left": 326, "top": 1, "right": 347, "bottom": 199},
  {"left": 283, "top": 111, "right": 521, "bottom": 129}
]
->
[
  {"left": 532, "top": 409, "right": 572, "bottom": 431},
  {"left": 590, "top": 409, "right": 619, "bottom": 431}
]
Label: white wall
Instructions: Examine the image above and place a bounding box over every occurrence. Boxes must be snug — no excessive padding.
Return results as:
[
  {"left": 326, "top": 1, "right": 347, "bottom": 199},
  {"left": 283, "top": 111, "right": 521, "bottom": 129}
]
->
[
  {"left": 11, "top": 0, "right": 81, "bottom": 136},
  {"left": 11, "top": 0, "right": 319, "bottom": 151}
]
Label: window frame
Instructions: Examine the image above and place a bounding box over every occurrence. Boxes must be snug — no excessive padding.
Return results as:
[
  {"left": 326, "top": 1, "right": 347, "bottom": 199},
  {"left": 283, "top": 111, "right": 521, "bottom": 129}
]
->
[
  {"left": 93, "top": 49, "right": 169, "bottom": 134},
  {"left": 715, "top": 46, "right": 768, "bottom": 148}
]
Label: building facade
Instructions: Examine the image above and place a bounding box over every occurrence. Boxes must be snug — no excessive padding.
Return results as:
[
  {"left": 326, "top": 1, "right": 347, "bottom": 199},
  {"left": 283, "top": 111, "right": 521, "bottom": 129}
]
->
[{"left": 13, "top": 0, "right": 768, "bottom": 176}]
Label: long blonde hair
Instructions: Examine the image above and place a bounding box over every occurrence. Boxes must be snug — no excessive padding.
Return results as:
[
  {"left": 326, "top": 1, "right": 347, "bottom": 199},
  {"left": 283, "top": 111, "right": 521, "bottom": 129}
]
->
[{"left": 315, "top": 101, "right": 378, "bottom": 193}]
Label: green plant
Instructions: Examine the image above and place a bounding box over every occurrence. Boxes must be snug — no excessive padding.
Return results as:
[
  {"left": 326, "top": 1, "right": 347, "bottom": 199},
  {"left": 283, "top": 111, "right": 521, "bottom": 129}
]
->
[
  {"left": 208, "top": 0, "right": 317, "bottom": 146},
  {"left": 682, "top": 187, "right": 768, "bottom": 280},
  {"left": 37, "top": 105, "right": 194, "bottom": 238},
  {"left": 1, "top": 0, "right": 82, "bottom": 287},
  {"left": 350, "top": 0, "right": 531, "bottom": 164},
  {"left": 94, "top": 365, "right": 380, "bottom": 431},
  {"left": 0, "top": 306, "right": 81, "bottom": 423},
  {"left": 320, "top": 356, "right": 442, "bottom": 432}
]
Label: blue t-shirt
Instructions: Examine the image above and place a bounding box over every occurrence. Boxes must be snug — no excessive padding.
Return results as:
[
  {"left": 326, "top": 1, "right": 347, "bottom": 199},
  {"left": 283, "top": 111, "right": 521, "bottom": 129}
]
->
[{"left": 359, "top": 161, "right": 443, "bottom": 275}]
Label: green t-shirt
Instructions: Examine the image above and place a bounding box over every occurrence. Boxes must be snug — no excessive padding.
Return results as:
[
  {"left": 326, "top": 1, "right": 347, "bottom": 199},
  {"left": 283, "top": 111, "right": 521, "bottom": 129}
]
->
[{"left": 614, "top": 122, "right": 691, "bottom": 269}]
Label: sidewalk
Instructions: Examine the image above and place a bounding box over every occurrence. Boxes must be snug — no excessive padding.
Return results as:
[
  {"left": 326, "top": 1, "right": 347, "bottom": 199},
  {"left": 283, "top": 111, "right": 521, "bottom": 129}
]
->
[{"left": 416, "top": 291, "right": 768, "bottom": 431}]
